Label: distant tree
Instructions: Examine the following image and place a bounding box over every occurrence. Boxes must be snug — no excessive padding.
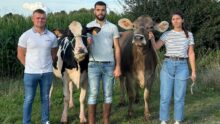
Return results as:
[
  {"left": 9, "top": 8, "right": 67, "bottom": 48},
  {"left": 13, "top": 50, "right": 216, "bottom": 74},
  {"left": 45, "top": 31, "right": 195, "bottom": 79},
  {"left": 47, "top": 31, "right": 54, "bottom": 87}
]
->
[{"left": 122, "top": 0, "right": 220, "bottom": 50}]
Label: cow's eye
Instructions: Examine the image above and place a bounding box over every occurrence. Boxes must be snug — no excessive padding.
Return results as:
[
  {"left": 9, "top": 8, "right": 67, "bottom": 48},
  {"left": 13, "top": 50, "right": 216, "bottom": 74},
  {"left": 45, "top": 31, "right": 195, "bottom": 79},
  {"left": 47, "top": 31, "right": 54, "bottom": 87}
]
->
[
  {"left": 146, "top": 26, "right": 153, "bottom": 30},
  {"left": 133, "top": 25, "right": 136, "bottom": 29}
]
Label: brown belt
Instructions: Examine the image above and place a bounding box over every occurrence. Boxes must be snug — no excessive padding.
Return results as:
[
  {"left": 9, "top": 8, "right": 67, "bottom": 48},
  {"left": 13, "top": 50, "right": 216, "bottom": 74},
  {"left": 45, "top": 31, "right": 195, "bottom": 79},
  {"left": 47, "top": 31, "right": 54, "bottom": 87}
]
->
[{"left": 165, "top": 56, "right": 187, "bottom": 61}]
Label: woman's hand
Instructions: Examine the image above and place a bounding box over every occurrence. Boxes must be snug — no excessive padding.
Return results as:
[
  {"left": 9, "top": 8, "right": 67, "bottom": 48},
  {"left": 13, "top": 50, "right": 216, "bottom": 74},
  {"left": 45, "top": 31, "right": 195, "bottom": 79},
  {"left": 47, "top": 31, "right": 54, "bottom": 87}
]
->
[
  {"left": 148, "top": 32, "right": 155, "bottom": 40},
  {"left": 191, "top": 72, "right": 196, "bottom": 82}
]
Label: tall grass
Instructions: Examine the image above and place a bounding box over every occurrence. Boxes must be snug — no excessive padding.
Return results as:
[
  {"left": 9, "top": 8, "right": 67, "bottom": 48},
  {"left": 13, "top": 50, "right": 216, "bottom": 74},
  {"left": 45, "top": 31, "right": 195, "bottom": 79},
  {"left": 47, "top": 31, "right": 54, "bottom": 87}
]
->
[{"left": 196, "top": 50, "right": 220, "bottom": 90}]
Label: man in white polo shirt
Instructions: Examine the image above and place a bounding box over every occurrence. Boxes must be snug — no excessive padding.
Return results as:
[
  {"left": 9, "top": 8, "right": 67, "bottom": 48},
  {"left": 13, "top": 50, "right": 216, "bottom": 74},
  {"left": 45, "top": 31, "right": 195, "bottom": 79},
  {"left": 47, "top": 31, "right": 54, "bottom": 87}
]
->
[
  {"left": 17, "top": 9, "right": 57, "bottom": 124},
  {"left": 86, "top": 1, "right": 121, "bottom": 124}
]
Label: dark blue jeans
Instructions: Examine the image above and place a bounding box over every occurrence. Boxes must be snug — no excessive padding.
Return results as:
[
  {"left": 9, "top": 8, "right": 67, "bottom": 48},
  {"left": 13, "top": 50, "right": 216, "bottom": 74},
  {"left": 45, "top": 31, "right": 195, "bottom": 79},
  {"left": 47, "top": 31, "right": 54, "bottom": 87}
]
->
[{"left": 23, "top": 72, "right": 53, "bottom": 124}]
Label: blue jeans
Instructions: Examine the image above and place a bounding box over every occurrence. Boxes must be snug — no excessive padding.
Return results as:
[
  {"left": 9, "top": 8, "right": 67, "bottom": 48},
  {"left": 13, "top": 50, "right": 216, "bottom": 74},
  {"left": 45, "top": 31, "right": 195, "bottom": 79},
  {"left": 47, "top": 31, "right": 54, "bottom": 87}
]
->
[
  {"left": 87, "top": 61, "right": 115, "bottom": 104},
  {"left": 23, "top": 72, "right": 53, "bottom": 124},
  {"left": 159, "top": 58, "right": 189, "bottom": 121}
]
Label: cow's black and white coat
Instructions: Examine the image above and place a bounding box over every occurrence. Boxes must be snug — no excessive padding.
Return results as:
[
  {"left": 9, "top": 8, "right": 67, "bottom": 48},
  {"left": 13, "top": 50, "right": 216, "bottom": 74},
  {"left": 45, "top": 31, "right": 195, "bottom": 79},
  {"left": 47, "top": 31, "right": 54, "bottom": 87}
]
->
[{"left": 51, "top": 21, "right": 100, "bottom": 124}]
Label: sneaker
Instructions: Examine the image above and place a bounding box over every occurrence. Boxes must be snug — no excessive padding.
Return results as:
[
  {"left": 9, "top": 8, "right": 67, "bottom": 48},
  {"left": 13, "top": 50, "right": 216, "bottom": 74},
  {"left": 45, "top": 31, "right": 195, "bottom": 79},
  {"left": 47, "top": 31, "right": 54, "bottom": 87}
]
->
[
  {"left": 174, "top": 121, "right": 180, "bottom": 124},
  {"left": 45, "top": 121, "right": 50, "bottom": 124},
  {"left": 161, "top": 121, "right": 167, "bottom": 124}
]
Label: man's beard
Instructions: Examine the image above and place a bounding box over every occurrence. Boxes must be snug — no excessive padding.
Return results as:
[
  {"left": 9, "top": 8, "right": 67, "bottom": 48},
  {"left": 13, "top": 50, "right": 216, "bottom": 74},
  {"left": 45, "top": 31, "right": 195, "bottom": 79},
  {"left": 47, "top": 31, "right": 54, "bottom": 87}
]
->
[{"left": 95, "top": 14, "right": 106, "bottom": 21}]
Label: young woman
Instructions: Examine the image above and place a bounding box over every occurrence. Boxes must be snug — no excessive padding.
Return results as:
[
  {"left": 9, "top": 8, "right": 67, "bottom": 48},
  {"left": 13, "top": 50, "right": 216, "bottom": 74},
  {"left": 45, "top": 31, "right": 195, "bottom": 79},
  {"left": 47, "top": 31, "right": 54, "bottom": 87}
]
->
[{"left": 149, "top": 11, "right": 196, "bottom": 124}]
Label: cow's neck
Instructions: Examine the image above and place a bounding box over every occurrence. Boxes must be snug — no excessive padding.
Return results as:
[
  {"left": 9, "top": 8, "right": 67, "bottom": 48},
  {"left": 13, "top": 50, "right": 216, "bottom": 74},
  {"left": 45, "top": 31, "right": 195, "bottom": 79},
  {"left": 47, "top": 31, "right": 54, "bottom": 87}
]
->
[
  {"left": 75, "top": 37, "right": 82, "bottom": 47},
  {"left": 132, "top": 45, "right": 146, "bottom": 70},
  {"left": 132, "top": 45, "right": 146, "bottom": 88}
]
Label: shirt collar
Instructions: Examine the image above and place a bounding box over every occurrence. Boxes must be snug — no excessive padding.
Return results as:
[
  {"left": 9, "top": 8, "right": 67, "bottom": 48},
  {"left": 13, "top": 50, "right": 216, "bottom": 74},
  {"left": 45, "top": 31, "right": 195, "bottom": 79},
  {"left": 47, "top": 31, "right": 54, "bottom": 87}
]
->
[
  {"left": 32, "top": 27, "right": 48, "bottom": 34},
  {"left": 94, "top": 19, "right": 108, "bottom": 26}
]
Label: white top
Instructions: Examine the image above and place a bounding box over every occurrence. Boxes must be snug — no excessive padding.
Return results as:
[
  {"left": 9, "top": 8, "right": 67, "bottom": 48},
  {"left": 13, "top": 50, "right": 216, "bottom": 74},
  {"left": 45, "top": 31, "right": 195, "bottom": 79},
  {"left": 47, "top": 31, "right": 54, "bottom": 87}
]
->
[
  {"left": 160, "top": 30, "right": 194, "bottom": 58},
  {"left": 18, "top": 28, "right": 58, "bottom": 74},
  {"left": 87, "top": 20, "right": 119, "bottom": 62}
]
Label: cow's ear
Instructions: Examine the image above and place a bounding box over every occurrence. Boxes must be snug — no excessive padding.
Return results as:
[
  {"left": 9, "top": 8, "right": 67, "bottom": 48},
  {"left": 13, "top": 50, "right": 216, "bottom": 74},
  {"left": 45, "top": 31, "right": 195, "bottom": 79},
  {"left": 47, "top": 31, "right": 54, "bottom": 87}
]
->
[
  {"left": 86, "top": 27, "right": 101, "bottom": 35},
  {"left": 53, "top": 28, "right": 63, "bottom": 38},
  {"left": 69, "top": 21, "right": 83, "bottom": 36},
  {"left": 154, "top": 21, "right": 169, "bottom": 32},
  {"left": 92, "top": 27, "right": 101, "bottom": 35},
  {"left": 118, "top": 18, "right": 134, "bottom": 30}
]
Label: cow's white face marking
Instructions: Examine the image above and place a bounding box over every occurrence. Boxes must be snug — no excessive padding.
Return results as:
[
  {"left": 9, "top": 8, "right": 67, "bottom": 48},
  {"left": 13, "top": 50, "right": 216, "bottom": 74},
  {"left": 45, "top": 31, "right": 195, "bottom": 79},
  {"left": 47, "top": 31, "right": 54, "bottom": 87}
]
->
[
  {"left": 69, "top": 21, "right": 88, "bottom": 56},
  {"left": 69, "top": 21, "right": 82, "bottom": 36}
]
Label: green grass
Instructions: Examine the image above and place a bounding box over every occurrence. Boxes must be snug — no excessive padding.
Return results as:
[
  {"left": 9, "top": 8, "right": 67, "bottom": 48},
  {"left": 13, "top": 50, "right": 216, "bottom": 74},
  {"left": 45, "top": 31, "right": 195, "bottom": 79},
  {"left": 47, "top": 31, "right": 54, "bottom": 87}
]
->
[
  {"left": 0, "top": 67, "right": 220, "bottom": 124},
  {"left": 0, "top": 50, "right": 219, "bottom": 124}
]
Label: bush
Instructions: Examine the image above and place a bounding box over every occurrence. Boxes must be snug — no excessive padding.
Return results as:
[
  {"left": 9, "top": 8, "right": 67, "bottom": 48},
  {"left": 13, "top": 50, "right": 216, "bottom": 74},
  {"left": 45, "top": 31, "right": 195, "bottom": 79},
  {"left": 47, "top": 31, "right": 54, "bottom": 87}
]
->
[{"left": 122, "top": 0, "right": 220, "bottom": 50}]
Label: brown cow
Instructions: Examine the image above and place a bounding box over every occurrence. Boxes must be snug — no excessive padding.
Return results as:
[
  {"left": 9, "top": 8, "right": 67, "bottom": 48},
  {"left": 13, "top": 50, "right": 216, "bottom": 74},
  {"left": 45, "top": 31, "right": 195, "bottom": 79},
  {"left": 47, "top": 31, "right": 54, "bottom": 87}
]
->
[{"left": 118, "top": 15, "right": 169, "bottom": 120}]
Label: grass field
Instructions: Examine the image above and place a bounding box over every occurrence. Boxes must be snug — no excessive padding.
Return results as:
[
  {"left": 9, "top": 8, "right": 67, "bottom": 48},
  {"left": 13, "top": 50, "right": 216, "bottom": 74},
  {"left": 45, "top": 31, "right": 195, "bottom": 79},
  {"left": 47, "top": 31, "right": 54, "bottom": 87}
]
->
[
  {"left": 0, "top": 50, "right": 219, "bottom": 124},
  {"left": 0, "top": 67, "right": 220, "bottom": 124}
]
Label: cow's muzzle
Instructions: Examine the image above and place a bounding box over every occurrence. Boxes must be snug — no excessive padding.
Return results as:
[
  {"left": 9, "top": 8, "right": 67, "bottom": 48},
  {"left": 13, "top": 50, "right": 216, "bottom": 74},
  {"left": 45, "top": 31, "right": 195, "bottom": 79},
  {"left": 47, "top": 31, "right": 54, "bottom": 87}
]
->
[
  {"left": 134, "top": 34, "right": 144, "bottom": 40},
  {"left": 132, "top": 34, "right": 147, "bottom": 45}
]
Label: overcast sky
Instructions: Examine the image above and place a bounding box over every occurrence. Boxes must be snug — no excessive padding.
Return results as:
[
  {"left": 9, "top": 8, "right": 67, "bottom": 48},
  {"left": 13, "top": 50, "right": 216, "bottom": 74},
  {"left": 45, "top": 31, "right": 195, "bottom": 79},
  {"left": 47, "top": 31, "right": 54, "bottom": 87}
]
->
[{"left": 0, "top": 0, "right": 124, "bottom": 16}]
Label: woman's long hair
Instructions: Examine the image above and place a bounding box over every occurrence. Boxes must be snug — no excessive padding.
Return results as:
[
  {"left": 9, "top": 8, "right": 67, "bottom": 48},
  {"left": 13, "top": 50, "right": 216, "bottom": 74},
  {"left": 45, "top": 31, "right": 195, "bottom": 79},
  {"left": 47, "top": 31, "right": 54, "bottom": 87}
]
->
[{"left": 171, "top": 11, "right": 189, "bottom": 38}]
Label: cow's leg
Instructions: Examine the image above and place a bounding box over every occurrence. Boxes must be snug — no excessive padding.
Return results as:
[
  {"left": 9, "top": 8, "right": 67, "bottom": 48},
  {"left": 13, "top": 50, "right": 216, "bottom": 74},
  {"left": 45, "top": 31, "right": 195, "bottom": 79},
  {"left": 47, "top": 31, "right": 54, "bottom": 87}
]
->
[
  {"left": 143, "top": 72, "right": 155, "bottom": 120},
  {"left": 119, "top": 76, "right": 126, "bottom": 106},
  {"left": 135, "top": 83, "right": 140, "bottom": 104},
  {"left": 68, "top": 81, "right": 74, "bottom": 108},
  {"left": 61, "top": 72, "right": 70, "bottom": 123},
  {"left": 144, "top": 88, "right": 151, "bottom": 120},
  {"left": 126, "top": 74, "right": 136, "bottom": 117},
  {"left": 79, "top": 71, "right": 87, "bottom": 123},
  {"left": 49, "top": 82, "right": 53, "bottom": 108}
]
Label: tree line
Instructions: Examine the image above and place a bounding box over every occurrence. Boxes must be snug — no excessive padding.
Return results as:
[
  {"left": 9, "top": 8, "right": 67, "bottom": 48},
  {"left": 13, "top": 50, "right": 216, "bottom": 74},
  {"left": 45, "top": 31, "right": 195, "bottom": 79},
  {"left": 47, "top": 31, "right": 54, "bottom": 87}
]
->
[{"left": 0, "top": 0, "right": 219, "bottom": 78}]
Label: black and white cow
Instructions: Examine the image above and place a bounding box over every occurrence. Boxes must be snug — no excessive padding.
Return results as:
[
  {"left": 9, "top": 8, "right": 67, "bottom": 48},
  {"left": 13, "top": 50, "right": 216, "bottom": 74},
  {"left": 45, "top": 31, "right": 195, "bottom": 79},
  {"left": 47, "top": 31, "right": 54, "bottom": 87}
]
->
[{"left": 51, "top": 21, "right": 100, "bottom": 123}]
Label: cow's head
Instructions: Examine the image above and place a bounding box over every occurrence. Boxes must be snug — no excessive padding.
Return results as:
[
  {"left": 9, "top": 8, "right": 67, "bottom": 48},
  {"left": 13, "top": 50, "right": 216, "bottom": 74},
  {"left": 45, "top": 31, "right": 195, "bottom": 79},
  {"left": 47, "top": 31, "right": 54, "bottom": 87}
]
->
[
  {"left": 54, "top": 21, "right": 100, "bottom": 61},
  {"left": 118, "top": 15, "right": 169, "bottom": 47},
  {"left": 69, "top": 21, "right": 101, "bottom": 61},
  {"left": 53, "top": 21, "right": 100, "bottom": 74}
]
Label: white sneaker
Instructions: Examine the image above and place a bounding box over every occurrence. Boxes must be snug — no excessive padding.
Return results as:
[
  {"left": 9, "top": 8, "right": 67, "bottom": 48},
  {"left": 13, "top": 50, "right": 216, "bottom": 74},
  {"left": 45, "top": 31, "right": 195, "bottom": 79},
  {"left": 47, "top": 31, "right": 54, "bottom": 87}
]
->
[
  {"left": 161, "top": 121, "right": 167, "bottom": 124},
  {"left": 174, "top": 121, "right": 180, "bottom": 124},
  {"left": 45, "top": 121, "right": 50, "bottom": 124}
]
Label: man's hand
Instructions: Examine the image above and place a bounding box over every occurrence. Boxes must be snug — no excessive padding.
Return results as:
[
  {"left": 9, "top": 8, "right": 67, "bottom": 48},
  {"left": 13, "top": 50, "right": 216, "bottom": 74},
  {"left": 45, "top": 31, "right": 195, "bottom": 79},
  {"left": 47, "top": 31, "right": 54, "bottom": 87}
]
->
[
  {"left": 17, "top": 46, "right": 26, "bottom": 66},
  {"left": 113, "top": 66, "right": 121, "bottom": 78},
  {"left": 87, "top": 37, "right": 93, "bottom": 45}
]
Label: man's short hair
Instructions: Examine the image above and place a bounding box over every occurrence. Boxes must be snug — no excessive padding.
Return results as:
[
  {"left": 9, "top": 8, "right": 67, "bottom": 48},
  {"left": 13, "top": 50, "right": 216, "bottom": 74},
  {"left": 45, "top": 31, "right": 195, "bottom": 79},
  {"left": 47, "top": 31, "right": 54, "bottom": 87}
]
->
[
  {"left": 33, "top": 9, "right": 46, "bottom": 15},
  {"left": 94, "top": 1, "right": 106, "bottom": 8}
]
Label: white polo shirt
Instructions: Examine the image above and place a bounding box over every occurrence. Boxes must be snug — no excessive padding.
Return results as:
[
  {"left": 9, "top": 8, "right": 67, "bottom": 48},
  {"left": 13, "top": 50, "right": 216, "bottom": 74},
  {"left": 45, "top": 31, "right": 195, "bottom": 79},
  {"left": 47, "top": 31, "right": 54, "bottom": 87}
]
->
[
  {"left": 87, "top": 20, "right": 119, "bottom": 62},
  {"left": 18, "top": 28, "right": 58, "bottom": 74}
]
